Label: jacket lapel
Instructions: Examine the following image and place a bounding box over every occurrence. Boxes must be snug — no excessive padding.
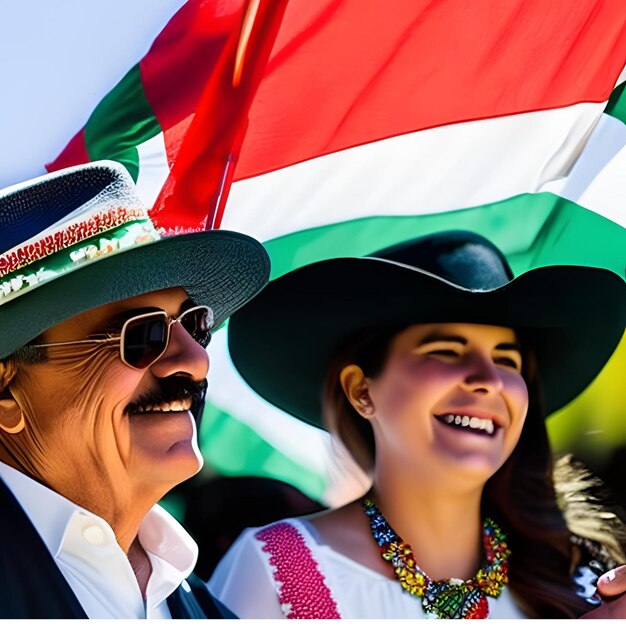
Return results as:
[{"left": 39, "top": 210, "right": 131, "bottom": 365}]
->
[
  {"left": 0, "top": 478, "right": 88, "bottom": 618},
  {"left": 166, "top": 573, "right": 237, "bottom": 619},
  {"left": 0, "top": 478, "right": 233, "bottom": 619}
]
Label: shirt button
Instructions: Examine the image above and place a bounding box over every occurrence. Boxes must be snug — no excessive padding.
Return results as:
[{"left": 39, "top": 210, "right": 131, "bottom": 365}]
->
[{"left": 82, "top": 524, "right": 106, "bottom": 546}]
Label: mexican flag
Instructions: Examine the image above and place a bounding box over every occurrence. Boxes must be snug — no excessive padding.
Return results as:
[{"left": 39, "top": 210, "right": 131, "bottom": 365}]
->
[{"left": 48, "top": 0, "right": 626, "bottom": 505}]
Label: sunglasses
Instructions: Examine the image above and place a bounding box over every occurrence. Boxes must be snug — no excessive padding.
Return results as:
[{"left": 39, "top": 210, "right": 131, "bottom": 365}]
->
[{"left": 29, "top": 305, "right": 214, "bottom": 370}]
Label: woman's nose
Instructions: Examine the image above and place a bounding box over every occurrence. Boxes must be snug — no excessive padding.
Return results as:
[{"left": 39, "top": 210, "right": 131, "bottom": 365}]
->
[{"left": 460, "top": 353, "right": 503, "bottom": 395}]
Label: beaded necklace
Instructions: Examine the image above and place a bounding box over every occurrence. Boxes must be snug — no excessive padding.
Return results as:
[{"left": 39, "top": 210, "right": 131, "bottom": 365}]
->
[{"left": 363, "top": 498, "right": 511, "bottom": 619}]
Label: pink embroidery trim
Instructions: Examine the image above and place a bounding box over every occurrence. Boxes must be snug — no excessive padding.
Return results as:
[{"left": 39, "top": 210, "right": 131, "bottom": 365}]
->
[
  {"left": 0, "top": 206, "right": 149, "bottom": 278},
  {"left": 256, "top": 522, "right": 341, "bottom": 619}
]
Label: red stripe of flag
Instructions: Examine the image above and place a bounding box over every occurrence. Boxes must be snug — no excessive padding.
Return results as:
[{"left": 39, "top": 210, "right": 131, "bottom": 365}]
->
[
  {"left": 151, "top": 0, "right": 289, "bottom": 231},
  {"left": 235, "top": 0, "right": 626, "bottom": 181},
  {"left": 46, "top": 129, "right": 89, "bottom": 171},
  {"left": 140, "top": 0, "right": 244, "bottom": 167}
]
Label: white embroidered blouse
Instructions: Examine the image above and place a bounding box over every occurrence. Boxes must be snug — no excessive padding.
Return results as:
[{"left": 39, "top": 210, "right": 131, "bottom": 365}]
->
[{"left": 208, "top": 517, "right": 529, "bottom": 619}]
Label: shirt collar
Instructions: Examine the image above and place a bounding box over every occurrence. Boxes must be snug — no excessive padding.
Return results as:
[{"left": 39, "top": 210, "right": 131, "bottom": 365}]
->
[
  {"left": 0, "top": 460, "right": 78, "bottom": 556},
  {"left": 0, "top": 460, "right": 198, "bottom": 578}
]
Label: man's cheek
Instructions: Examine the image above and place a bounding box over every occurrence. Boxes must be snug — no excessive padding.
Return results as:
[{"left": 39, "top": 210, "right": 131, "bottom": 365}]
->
[{"left": 99, "top": 365, "right": 146, "bottom": 409}]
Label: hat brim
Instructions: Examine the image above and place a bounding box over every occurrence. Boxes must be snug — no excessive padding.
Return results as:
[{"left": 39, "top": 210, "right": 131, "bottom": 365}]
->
[
  {"left": 0, "top": 230, "right": 270, "bottom": 358},
  {"left": 228, "top": 257, "right": 626, "bottom": 426}
]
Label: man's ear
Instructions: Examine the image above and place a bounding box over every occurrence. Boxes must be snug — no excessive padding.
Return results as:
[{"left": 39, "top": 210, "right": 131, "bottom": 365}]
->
[
  {"left": 339, "top": 364, "right": 376, "bottom": 419},
  {"left": 0, "top": 360, "right": 25, "bottom": 435},
  {"left": 0, "top": 399, "right": 24, "bottom": 434}
]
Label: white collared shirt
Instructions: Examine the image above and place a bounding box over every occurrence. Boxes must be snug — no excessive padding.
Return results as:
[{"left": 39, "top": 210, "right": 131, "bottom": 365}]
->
[{"left": 0, "top": 461, "right": 198, "bottom": 619}]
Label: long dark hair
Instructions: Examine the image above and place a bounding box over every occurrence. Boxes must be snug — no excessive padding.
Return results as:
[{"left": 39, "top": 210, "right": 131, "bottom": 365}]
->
[{"left": 323, "top": 325, "right": 626, "bottom": 618}]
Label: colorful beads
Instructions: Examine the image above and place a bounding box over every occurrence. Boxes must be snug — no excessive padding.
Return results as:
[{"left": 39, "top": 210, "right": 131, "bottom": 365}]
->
[
  {"left": 363, "top": 498, "right": 511, "bottom": 619},
  {"left": 256, "top": 522, "right": 341, "bottom": 619}
]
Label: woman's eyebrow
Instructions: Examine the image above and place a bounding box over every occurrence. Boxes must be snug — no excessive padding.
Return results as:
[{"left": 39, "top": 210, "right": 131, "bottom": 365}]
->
[
  {"left": 416, "top": 334, "right": 522, "bottom": 353},
  {"left": 494, "top": 342, "right": 522, "bottom": 353}
]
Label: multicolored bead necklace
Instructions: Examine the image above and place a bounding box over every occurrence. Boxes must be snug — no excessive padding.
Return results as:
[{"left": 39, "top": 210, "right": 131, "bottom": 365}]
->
[{"left": 363, "top": 498, "right": 511, "bottom": 619}]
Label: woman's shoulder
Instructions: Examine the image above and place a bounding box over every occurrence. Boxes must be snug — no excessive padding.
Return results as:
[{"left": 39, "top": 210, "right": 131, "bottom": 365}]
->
[
  {"left": 217, "top": 498, "right": 369, "bottom": 553},
  {"left": 210, "top": 499, "right": 388, "bottom": 581},
  {"left": 209, "top": 516, "right": 345, "bottom": 619},
  {"left": 207, "top": 523, "right": 292, "bottom": 618},
  {"left": 208, "top": 515, "right": 327, "bottom": 586}
]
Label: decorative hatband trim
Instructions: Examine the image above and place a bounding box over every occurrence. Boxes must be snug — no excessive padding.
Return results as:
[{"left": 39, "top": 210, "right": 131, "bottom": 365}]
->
[
  {"left": 0, "top": 220, "right": 160, "bottom": 304},
  {"left": 0, "top": 205, "right": 150, "bottom": 279}
]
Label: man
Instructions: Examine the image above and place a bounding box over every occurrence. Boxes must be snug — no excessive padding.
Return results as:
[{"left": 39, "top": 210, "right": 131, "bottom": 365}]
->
[{"left": 0, "top": 161, "right": 270, "bottom": 618}]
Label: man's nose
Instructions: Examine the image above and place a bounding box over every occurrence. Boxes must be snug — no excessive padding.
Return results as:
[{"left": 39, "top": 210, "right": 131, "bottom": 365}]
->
[
  {"left": 149, "top": 322, "right": 209, "bottom": 381},
  {"left": 460, "top": 353, "right": 503, "bottom": 395}
]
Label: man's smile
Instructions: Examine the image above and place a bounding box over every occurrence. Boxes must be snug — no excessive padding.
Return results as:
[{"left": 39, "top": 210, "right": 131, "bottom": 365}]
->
[
  {"left": 125, "top": 377, "right": 207, "bottom": 417},
  {"left": 131, "top": 398, "right": 193, "bottom": 414}
]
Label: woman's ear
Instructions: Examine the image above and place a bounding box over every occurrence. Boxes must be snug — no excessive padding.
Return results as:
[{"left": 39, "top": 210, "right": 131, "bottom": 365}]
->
[
  {"left": 339, "top": 364, "right": 375, "bottom": 419},
  {"left": 0, "top": 360, "right": 25, "bottom": 435}
]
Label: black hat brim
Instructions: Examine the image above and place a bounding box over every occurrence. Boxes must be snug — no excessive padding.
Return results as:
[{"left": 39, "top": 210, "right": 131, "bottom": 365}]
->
[
  {"left": 228, "top": 257, "right": 626, "bottom": 426},
  {"left": 0, "top": 230, "right": 270, "bottom": 358}
]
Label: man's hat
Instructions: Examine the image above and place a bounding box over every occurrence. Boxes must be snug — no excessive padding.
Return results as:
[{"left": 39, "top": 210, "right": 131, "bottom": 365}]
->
[
  {"left": 228, "top": 230, "right": 626, "bottom": 428},
  {"left": 0, "top": 161, "right": 270, "bottom": 357}
]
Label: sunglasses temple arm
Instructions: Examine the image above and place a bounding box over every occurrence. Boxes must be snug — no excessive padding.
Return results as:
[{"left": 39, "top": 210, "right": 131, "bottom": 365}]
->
[{"left": 29, "top": 337, "right": 120, "bottom": 348}]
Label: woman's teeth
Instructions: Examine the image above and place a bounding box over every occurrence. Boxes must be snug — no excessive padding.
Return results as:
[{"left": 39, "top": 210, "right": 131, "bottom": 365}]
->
[
  {"left": 133, "top": 398, "right": 193, "bottom": 413},
  {"left": 437, "top": 413, "right": 495, "bottom": 435}
]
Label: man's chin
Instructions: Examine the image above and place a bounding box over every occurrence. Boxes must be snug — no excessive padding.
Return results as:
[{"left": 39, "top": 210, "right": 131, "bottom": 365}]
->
[
  {"left": 129, "top": 409, "right": 201, "bottom": 459},
  {"left": 166, "top": 438, "right": 204, "bottom": 474},
  {"left": 129, "top": 430, "right": 204, "bottom": 490},
  {"left": 160, "top": 438, "right": 203, "bottom": 473},
  {"left": 135, "top": 449, "right": 203, "bottom": 495}
]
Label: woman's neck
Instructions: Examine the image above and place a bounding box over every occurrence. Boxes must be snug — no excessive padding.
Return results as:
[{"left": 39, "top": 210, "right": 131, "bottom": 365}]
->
[{"left": 371, "top": 464, "right": 484, "bottom": 581}]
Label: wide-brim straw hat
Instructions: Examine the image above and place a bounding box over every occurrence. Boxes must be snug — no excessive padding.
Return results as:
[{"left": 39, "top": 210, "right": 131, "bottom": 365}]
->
[
  {"left": 228, "top": 230, "right": 626, "bottom": 428},
  {"left": 0, "top": 160, "right": 270, "bottom": 357}
]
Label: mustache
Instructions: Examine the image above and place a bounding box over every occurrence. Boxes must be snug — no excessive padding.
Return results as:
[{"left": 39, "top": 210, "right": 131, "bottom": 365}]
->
[{"left": 125, "top": 377, "right": 208, "bottom": 414}]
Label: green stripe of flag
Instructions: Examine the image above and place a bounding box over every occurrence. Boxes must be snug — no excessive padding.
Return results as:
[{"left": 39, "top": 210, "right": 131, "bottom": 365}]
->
[
  {"left": 84, "top": 65, "right": 162, "bottom": 181},
  {"left": 605, "top": 81, "right": 626, "bottom": 124},
  {"left": 264, "top": 192, "right": 625, "bottom": 280},
  {"left": 199, "top": 402, "right": 327, "bottom": 501}
]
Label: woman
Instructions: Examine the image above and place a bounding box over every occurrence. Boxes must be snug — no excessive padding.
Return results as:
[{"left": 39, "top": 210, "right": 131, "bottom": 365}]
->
[{"left": 209, "top": 231, "right": 626, "bottom": 618}]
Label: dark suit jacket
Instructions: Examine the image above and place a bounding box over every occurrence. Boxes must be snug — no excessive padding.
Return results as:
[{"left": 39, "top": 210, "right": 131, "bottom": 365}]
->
[{"left": 0, "top": 479, "right": 235, "bottom": 618}]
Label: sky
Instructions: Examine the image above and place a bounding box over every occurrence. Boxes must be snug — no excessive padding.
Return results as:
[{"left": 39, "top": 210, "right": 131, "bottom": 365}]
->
[{"left": 0, "top": 0, "right": 186, "bottom": 188}]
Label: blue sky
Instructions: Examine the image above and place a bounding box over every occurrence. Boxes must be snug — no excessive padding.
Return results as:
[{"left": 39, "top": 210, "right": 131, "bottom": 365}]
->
[{"left": 0, "top": 0, "right": 185, "bottom": 187}]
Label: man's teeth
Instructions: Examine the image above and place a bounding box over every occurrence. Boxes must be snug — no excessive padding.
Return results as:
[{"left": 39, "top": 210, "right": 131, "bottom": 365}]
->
[
  {"left": 442, "top": 414, "right": 495, "bottom": 434},
  {"left": 134, "top": 398, "right": 193, "bottom": 413}
]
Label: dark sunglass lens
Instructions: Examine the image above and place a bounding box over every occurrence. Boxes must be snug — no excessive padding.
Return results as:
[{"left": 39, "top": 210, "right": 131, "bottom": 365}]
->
[
  {"left": 181, "top": 308, "right": 212, "bottom": 347},
  {"left": 122, "top": 315, "right": 168, "bottom": 368}
]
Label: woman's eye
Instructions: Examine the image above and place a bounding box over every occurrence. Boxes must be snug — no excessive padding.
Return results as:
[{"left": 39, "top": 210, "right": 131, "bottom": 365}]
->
[
  {"left": 428, "top": 349, "right": 460, "bottom": 358},
  {"left": 494, "top": 356, "right": 520, "bottom": 369}
]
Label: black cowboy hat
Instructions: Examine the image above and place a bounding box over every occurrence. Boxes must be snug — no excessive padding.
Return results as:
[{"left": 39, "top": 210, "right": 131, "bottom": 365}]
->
[
  {"left": 0, "top": 161, "right": 270, "bottom": 357},
  {"left": 228, "top": 230, "right": 626, "bottom": 427}
]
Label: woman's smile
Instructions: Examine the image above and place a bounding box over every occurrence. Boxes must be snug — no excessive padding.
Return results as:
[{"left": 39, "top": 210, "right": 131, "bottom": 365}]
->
[{"left": 433, "top": 412, "right": 499, "bottom": 437}]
